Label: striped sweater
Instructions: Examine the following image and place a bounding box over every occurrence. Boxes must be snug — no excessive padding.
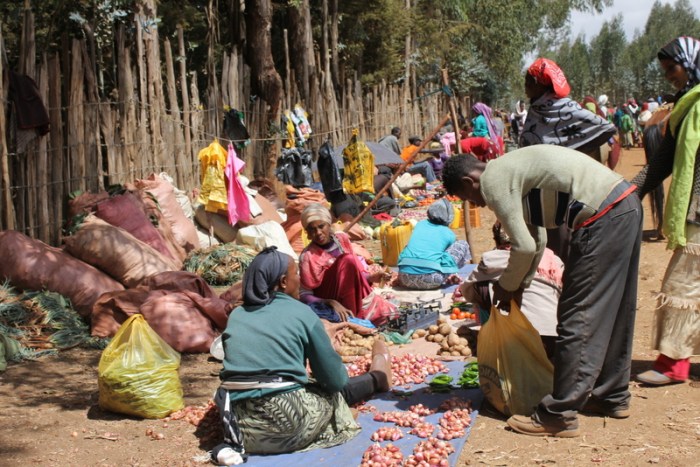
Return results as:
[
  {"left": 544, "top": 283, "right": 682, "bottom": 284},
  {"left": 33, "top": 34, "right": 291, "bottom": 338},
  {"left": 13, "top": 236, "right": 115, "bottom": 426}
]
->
[{"left": 480, "top": 145, "right": 624, "bottom": 291}]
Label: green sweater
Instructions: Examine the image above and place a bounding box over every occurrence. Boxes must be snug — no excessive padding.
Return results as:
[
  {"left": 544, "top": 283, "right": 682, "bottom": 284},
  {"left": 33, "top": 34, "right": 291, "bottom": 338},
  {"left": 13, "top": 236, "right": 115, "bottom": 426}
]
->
[
  {"left": 480, "top": 144, "right": 623, "bottom": 291},
  {"left": 220, "top": 293, "right": 348, "bottom": 402}
]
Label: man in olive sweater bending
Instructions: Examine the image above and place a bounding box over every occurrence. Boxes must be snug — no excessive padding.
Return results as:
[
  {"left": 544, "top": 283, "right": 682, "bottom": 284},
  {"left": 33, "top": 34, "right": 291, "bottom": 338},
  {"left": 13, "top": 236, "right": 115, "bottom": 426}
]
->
[{"left": 443, "top": 145, "right": 642, "bottom": 437}]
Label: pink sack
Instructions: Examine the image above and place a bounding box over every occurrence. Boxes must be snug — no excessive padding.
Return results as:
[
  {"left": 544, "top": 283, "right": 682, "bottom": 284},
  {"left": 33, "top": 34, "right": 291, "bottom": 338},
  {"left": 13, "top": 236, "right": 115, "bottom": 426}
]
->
[
  {"left": 95, "top": 192, "right": 180, "bottom": 265},
  {"left": 135, "top": 174, "right": 200, "bottom": 252}
]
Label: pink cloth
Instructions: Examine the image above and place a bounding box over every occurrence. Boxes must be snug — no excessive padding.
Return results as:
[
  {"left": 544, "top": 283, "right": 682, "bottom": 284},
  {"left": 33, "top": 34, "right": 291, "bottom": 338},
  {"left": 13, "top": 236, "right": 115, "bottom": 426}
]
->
[
  {"left": 654, "top": 354, "right": 690, "bottom": 381},
  {"left": 536, "top": 247, "right": 564, "bottom": 289},
  {"left": 312, "top": 254, "right": 372, "bottom": 316},
  {"left": 224, "top": 144, "right": 250, "bottom": 225},
  {"left": 300, "top": 232, "right": 371, "bottom": 294},
  {"left": 440, "top": 132, "right": 456, "bottom": 156}
]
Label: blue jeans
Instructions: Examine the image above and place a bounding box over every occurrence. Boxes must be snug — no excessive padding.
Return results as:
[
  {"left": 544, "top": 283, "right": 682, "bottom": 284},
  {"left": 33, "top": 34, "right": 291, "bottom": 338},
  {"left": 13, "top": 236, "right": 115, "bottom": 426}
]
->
[{"left": 408, "top": 161, "right": 436, "bottom": 182}]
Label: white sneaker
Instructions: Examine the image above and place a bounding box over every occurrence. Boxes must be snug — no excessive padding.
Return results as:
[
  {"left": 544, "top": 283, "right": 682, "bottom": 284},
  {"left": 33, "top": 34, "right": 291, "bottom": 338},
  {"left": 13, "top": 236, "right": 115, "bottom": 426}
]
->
[{"left": 216, "top": 447, "right": 244, "bottom": 466}]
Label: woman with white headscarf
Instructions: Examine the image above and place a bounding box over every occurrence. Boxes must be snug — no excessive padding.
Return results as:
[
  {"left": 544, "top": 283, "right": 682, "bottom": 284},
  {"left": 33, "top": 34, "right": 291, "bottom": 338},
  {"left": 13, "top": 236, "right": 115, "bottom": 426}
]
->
[
  {"left": 633, "top": 36, "right": 700, "bottom": 386},
  {"left": 213, "top": 247, "right": 393, "bottom": 464},
  {"left": 397, "top": 198, "right": 471, "bottom": 289},
  {"left": 298, "top": 203, "right": 389, "bottom": 320}
]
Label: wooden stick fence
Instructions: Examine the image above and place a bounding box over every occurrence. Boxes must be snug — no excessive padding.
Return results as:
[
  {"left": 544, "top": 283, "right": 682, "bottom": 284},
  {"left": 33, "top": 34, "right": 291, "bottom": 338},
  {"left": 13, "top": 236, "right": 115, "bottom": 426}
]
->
[{"left": 0, "top": 9, "right": 455, "bottom": 246}]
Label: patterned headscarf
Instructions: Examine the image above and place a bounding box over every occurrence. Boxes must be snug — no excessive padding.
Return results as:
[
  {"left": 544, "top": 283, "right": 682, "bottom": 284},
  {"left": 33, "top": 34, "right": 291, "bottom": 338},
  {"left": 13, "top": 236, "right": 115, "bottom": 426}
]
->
[
  {"left": 427, "top": 198, "right": 454, "bottom": 226},
  {"left": 242, "top": 247, "right": 290, "bottom": 306},
  {"left": 301, "top": 203, "right": 333, "bottom": 229},
  {"left": 528, "top": 58, "right": 571, "bottom": 99},
  {"left": 657, "top": 36, "right": 700, "bottom": 96}
]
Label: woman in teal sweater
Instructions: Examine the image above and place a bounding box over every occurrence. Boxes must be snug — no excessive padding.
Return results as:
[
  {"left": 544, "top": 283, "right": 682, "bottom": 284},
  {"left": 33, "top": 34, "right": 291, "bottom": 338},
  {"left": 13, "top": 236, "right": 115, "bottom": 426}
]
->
[
  {"left": 212, "top": 247, "right": 391, "bottom": 465},
  {"left": 397, "top": 199, "right": 471, "bottom": 289}
]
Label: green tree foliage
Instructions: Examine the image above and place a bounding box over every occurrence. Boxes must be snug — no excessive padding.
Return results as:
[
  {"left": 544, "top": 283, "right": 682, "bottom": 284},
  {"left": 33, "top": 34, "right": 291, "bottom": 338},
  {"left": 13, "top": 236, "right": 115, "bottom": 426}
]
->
[{"left": 2, "top": 0, "right": 698, "bottom": 109}]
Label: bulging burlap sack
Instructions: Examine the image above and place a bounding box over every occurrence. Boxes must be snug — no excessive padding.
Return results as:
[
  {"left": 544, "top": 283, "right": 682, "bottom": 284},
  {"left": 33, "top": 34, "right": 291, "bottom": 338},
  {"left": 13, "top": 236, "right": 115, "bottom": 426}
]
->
[{"left": 0, "top": 230, "right": 124, "bottom": 318}]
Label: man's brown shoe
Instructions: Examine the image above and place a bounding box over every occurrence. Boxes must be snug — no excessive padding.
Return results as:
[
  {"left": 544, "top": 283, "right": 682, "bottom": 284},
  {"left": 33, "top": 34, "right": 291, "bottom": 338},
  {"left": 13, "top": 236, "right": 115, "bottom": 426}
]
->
[
  {"left": 581, "top": 398, "right": 630, "bottom": 419},
  {"left": 507, "top": 415, "right": 580, "bottom": 438},
  {"left": 369, "top": 338, "right": 393, "bottom": 392}
]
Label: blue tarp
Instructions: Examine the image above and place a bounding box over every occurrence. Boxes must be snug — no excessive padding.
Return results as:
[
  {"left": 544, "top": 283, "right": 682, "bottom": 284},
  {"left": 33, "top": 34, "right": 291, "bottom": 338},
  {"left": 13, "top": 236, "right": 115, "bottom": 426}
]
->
[{"left": 244, "top": 360, "right": 483, "bottom": 466}]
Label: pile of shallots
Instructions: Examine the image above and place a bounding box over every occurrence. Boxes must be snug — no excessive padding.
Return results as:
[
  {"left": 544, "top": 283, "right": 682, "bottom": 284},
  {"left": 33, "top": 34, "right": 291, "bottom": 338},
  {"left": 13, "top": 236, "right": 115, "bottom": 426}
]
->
[{"left": 347, "top": 353, "right": 449, "bottom": 387}]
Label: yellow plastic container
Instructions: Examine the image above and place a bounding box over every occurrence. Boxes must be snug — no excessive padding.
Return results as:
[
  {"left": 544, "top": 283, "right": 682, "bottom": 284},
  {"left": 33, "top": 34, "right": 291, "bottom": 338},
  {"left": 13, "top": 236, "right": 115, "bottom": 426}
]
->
[
  {"left": 380, "top": 221, "right": 413, "bottom": 267},
  {"left": 450, "top": 205, "right": 480, "bottom": 229},
  {"left": 450, "top": 206, "right": 465, "bottom": 229}
]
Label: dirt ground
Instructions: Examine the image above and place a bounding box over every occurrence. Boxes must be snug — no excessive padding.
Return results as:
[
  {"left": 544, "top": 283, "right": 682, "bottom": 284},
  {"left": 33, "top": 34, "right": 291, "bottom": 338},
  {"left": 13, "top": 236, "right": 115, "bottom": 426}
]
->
[{"left": 0, "top": 147, "right": 698, "bottom": 467}]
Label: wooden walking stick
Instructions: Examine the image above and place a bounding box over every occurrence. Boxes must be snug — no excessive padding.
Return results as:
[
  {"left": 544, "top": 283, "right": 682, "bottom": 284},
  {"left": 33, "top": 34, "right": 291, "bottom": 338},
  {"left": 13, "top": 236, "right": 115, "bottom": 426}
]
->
[{"left": 343, "top": 114, "right": 451, "bottom": 233}]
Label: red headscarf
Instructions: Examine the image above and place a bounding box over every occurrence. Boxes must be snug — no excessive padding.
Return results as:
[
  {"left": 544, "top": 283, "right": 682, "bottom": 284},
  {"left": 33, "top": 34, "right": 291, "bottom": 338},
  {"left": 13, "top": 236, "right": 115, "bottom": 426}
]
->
[{"left": 528, "top": 58, "right": 571, "bottom": 99}]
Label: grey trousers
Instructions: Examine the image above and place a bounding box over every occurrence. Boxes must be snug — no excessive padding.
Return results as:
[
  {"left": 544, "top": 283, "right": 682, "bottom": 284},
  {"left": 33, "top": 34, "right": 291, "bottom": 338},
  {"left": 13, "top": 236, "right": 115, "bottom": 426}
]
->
[{"left": 534, "top": 194, "right": 642, "bottom": 429}]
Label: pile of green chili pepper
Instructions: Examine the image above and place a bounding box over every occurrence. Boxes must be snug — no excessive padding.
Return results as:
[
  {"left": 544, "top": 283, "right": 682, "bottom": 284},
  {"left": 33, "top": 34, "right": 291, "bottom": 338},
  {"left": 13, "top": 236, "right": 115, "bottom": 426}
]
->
[
  {"left": 458, "top": 361, "right": 479, "bottom": 388},
  {"left": 428, "top": 375, "right": 454, "bottom": 392}
]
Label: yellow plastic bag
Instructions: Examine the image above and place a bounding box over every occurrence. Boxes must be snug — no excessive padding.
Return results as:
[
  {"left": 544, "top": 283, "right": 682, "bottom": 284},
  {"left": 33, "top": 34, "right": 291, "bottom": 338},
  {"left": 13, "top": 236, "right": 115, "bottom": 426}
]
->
[
  {"left": 98, "top": 314, "right": 184, "bottom": 419},
  {"left": 342, "top": 129, "right": 375, "bottom": 194},
  {"left": 477, "top": 302, "right": 553, "bottom": 417}
]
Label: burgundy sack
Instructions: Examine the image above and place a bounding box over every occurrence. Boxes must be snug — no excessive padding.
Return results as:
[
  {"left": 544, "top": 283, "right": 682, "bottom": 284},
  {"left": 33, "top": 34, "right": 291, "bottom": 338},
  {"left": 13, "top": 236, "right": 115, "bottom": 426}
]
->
[
  {"left": 0, "top": 230, "right": 124, "bottom": 318},
  {"left": 95, "top": 192, "right": 180, "bottom": 264},
  {"left": 139, "top": 292, "right": 218, "bottom": 353}
]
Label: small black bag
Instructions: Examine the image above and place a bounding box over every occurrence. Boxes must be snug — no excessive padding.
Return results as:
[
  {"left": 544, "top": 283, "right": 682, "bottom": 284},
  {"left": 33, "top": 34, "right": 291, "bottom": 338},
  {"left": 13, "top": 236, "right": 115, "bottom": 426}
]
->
[
  {"left": 317, "top": 141, "right": 343, "bottom": 194},
  {"left": 275, "top": 148, "right": 313, "bottom": 187}
]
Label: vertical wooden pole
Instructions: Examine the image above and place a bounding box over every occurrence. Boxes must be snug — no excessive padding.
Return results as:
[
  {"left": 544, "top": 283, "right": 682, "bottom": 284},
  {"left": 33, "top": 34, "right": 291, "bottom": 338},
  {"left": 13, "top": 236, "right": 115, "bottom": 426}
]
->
[
  {"left": 0, "top": 28, "right": 14, "bottom": 231},
  {"left": 48, "top": 53, "right": 63, "bottom": 243},
  {"left": 442, "top": 67, "right": 475, "bottom": 262},
  {"left": 37, "top": 55, "right": 49, "bottom": 242},
  {"left": 177, "top": 26, "right": 192, "bottom": 185},
  {"left": 164, "top": 37, "right": 185, "bottom": 188}
]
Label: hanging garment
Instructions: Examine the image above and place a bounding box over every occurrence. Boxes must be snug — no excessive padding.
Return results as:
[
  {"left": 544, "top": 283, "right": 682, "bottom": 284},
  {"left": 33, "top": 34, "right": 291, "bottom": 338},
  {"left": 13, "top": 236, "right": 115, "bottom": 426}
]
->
[
  {"left": 224, "top": 144, "right": 251, "bottom": 225},
  {"left": 282, "top": 110, "right": 297, "bottom": 148},
  {"left": 198, "top": 139, "right": 229, "bottom": 214},
  {"left": 293, "top": 104, "right": 313, "bottom": 141},
  {"left": 223, "top": 108, "right": 250, "bottom": 149},
  {"left": 8, "top": 70, "right": 50, "bottom": 136}
]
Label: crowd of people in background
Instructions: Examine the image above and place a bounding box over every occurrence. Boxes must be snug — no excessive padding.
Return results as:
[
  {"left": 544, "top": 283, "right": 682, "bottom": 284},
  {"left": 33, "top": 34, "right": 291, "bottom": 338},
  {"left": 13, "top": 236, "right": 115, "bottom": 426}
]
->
[{"left": 208, "top": 36, "right": 699, "bottom": 463}]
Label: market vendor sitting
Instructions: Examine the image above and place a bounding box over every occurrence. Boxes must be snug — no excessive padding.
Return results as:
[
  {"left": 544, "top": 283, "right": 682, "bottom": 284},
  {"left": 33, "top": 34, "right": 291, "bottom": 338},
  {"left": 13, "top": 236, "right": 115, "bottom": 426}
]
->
[
  {"left": 212, "top": 247, "right": 393, "bottom": 465},
  {"left": 299, "top": 203, "right": 390, "bottom": 320},
  {"left": 397, "top": 198, "right": 471, "bottom": 289},
  {"left": 459, "top": 222, "right": 563, "bottom": 357}
]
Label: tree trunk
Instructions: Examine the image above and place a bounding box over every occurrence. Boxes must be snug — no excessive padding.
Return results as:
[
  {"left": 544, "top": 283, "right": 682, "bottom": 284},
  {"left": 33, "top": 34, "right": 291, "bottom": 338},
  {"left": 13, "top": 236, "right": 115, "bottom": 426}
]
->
[
  {"left": 329, "top": 0, "right": 340, "bottom": 90},
  {"left": 287, "top": 0, "right": 315, "bottom": 105},
  {"left": 245, "top": 0, "right": 283, "bottom": 179}
]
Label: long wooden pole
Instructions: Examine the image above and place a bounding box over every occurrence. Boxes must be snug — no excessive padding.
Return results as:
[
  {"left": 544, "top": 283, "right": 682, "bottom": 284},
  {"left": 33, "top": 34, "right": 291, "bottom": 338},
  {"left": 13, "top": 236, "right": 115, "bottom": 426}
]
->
[
  {"left": 0, "top": 27, "right": 14, "bottom": 230},
  {"left": 343, "top": 114, "right": 450, "bottom": 232},
  {"left": 441, "top": 68, "right": 476, "bottom": 262}
]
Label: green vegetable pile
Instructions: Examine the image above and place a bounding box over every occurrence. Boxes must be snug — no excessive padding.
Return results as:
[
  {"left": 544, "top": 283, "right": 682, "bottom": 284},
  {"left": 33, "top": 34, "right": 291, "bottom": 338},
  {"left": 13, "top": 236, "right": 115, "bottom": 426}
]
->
[
  {"left": 458, "top": 361, "right": 479, "bottom": 388},
  {"left": 428, "top": 374, "right": 454, "bottom": 393}
]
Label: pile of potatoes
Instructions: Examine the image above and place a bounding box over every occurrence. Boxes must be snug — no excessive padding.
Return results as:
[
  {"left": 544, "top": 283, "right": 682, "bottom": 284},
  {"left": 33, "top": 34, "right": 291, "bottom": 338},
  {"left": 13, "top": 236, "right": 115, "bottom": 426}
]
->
[
  {"left": 337, "top": 327, "right": 381, "bottom": 357},
  {"left": 414, "top": 318, "right": 472, "bottom": 357}
]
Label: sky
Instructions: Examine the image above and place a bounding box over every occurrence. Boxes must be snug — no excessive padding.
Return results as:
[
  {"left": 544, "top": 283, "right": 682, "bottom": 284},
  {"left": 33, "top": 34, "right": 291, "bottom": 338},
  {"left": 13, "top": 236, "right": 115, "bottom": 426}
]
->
[{"left": 568, "top": 0, "right": 677, "bottom": 42}]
